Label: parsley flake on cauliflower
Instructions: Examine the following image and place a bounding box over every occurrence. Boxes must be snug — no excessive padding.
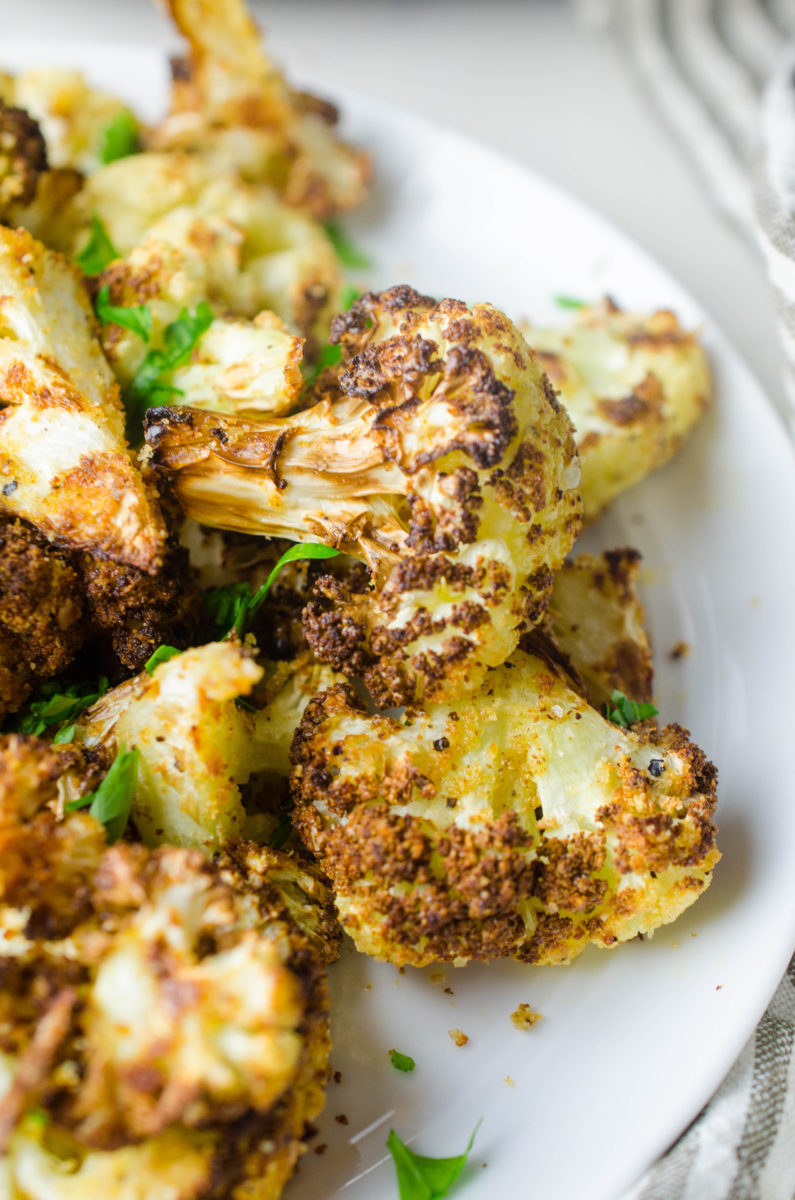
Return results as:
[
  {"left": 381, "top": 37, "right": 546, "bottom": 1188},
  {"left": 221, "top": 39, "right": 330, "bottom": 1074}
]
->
[{"left": 144, "top": 285, "right": 582, "bottom": 706}]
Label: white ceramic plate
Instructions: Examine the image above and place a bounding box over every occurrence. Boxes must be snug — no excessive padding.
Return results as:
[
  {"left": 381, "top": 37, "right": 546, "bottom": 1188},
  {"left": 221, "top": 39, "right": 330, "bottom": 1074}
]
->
[{"left": 5, "top": 39, "right": 795, "bottom": 1200}]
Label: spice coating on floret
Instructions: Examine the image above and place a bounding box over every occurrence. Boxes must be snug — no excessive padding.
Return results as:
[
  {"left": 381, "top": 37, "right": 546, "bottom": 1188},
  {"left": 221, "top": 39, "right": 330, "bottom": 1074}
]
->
[{"left": 291, "top": 650, "right": 719, "bottom": 967}]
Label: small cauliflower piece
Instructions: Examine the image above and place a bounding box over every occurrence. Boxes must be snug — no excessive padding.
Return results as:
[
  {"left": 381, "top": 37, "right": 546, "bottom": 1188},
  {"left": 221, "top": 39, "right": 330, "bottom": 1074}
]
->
[
  {"left": 0, "top": 226, "right": 166, "bottom": 571},
  {"left": 148, "top": 0, "right": 370, "bottom": 218},
  {"left": 522, "top": 299, "right": 711, "bottom": 520},
  {"left": 76, "top": 641, "right": 340, "bottom": 850},
  {"left": 547, "top": 548, "right": 653, "bottom": 710},
  {"left": 291, "top": 649, "right": 719, "bottom": 967},
  {"left": 0, "top": 751, "right": 335, "bottom": 1198},
  {"left": 145, "top": 286, "right": 582, "bottom": 707},
  {"left": 2, "top": 68, "right": 136, "bottom": 175},
  {"left": 62, "top": 153, "right": 341, "bottom": 347},
  {"left": 0, "top": 99, "right": 48, "bottom": 215},
  {"left": 97, "top": 241, "right": 303, "bottom": 417}
]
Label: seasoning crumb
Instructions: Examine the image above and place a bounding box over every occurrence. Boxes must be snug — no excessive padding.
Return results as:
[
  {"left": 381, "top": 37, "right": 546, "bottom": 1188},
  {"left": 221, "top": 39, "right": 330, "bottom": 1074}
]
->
[
  {"left": 334, "top": 1114, "right": 349, "bottom": 1126},
  {"left": 504, "top": 1075, "right": 515, "bottom": 1087},
  {"left": 691, "top": 931, "right": 698, "bottom": 938},
  {"left": 716, "top": 985, "right": 723, "bottom": 991},
  {"left": 333, "top": 1070, "right": 342, "bottom": 1084},
  {"left": 448, "top": 1028, "right": 469, "bottom": 1047},
  {"left": 398, "top": 966, "right": 406, "bottom": 975},
  {"left": 444, "top": 987, "right": 454, "bottom": 995},
  {"left": 669, "top": 640, "right": 690, "bottom": 661},
  {"left": 429, "top": 969, "right": 445, "bottom": 984},
  {"left": 511, "top": 1003, "right": 541, "bottom": 1030},
  {"left": 314, "top": 1144, "right": 328, "bottom": 1156}
]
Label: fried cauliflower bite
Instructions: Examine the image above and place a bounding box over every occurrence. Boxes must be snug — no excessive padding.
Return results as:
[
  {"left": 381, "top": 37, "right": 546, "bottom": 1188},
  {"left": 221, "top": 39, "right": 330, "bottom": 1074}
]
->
[
  {"left": 0, "top": 100, "right": 48, "bottom": 216},
  {"left": 60, "top": 153, "right": 341, "bottom": 349},
  {"left": 547, "top": 549, "right": 653, "bottom": 710},
  {"left": 0, "top": 68, "right": 136, "bottom": 175},
  {"left": 75, "top": 641, "right": 339, "bottom": 851},
  {"left": 147, "top": 0, "right": 370, "bottom": 219},
  {"left": 0, "top": 742, "right": 335, "bottom": 1199},
  {"left": 0, "top": 226, "right": 166, "bottom": 571},
  {"left": 145, "top": 286, "right": 582, "bottom": 707},
  {"left": 522, "top": 300, "right": 711, "bottom": 520},
  {"left": 291, "top": 649, "right": 718, "bottom": 967},
  {"left": 97, "top": 242, "right": 304, "bottom": 420},
  {"left": 0, "top": 518, "right": 85, "bottom": 723}
]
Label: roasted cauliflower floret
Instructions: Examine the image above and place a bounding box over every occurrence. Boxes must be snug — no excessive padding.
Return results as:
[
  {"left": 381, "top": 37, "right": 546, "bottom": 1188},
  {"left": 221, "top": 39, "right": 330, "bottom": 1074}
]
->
[
  {"left": 98, "top": 242, "right": 303, "bottom": 420},
  {"left": 145, "top": 286, "right": 582, "bottom": 707},
  {"left": 522, "top": 299, "right": 711, "bottom": 520},
  {"left": 292, "top": 649, "right": 718, "bottom": 967},
  {"left": 61, "top": 153, "right": 340, "bottom": 348},
  {"left": 76, "top": 641, "right": 339, "bottom": 851},
  {"left": 0, "top": 99, "right": 48, "bottom": 216},
  {"left": 0, "top": 518, "right": 85, "bottom": 723},
  {"left": 0, "top": 68, "right": 136, "bottom": 175},
  {"left": 148, "top": 0, "right": 370, "bottom": 218},
  {"left": 0, "top": 758, "right": 334, "bottom": 1198},
  {"left": 0, "top": 226, "right": 166, "bottom": 571},
  {"left": 547, "top": 548, "right": 653, "bottom": 710}
]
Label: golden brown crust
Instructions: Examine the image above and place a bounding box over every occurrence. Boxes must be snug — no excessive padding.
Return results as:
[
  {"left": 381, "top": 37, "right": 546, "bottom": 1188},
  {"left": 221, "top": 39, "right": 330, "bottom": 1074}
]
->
[{"left": 0, "top": 100, "right": 48, "bottom": 212}]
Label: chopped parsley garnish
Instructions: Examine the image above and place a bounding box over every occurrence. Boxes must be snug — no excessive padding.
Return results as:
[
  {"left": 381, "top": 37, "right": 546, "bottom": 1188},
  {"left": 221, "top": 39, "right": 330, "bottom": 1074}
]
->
[
  {"left": 144, "top": 645, "right": 181, "bottom": 675},
  {"left": 126, "top": 300, "right": 214, "bottom": 436},
  {"left": 386, "top": 1121, "right": 480, "bottom": 1200},
  {"left": 205, "top": 542, "right": 341, "bottom": 639},
  {"left": 95, "top": 284, "right": 152, "bottom": 342},
  {"left": 389, "top": 1049, "right": 416, "bottom": 1073},
  {"left": 99, "top": 109, "right": 140, "bottom": 164},
  {"left": 268, "top": 814, "right": 293, "bottom": 850},
  {"left": 75, "top": 213, "right": 118, "bottom": 275},
  {"left": 324, "top": 220, "right": 372, "bottom": 270},
  {"left": 554, "top": 294, "right": 587, "bottom": 309},
  {"left": 303, "top": 341, "right": 342, "bottom": 387},
  {"left": 339, "top": 283, "right": 361, "bottom": 311},
  {"left": 8, "top": 675, "right": 109, "bottom": 737},
  {"left": 52, "top": 723, "right": 76, "bottom": 746},
  {"left": 605, "top": 689, "right": 659, "bottom": 729},
  {"left": 65, "top": 745, "right": 139, "bottom": 844}
]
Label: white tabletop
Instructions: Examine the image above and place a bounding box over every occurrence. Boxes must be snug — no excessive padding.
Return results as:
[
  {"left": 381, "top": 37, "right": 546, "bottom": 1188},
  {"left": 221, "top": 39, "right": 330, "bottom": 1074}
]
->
[{"left": 4, "top": 0, "right": 786, "bottom": 424}]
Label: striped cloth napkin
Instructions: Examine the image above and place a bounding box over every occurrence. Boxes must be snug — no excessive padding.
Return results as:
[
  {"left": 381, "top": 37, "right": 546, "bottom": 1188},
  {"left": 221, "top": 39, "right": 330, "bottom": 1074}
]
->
[{"left": 575, "top": 1, "right": 795, "bottom": 1196}]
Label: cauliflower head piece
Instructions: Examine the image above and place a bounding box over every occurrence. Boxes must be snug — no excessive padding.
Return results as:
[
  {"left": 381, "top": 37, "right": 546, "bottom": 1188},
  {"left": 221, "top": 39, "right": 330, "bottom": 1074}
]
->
[
  {"left": 147, "top": 0, "right": 370, "bottom": 218},
  {"left": 145, "top": 286, "right": 582, "bottom": 706},
  {"left": 522, "top": 299, "right": 711, "bottom": 520},
  {"left": 0, "top": 737, "right": 336, "bottom": 1198},
  {"left": 291, "top": 648, "right": 718, "bottom": 967}
]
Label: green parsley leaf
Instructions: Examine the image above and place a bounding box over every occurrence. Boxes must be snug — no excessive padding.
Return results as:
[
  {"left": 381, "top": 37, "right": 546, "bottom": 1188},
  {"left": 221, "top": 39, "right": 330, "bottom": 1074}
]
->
[
  {"left": 554, "top": 294, "right": 587, "bottom": 310},
  {"left": 339, "top": 283, "right": 361, "bottom": 311},
  {"left": 144, "top": 645, "right": 181, "bottom": 675},
  {"left": 204, "top": 543, "right": 341, "bottom": 639},
  {"left": 7, "top": 675, "right": 109, "bottom": 737},
  {"left": 303, "top": 341, "right": 342, "bottom": 388},
  {"left": 99, "top": 109, "right": 140, "bottom": 164},
  {"left": 52, "top": 723, "right": 76, "bottom": 746},
  {"left": 605, "top": 689, "right": 659, "bottom": 729},
  {"left": 386, "top": 1121, "right": 481, "bottom": 1200},
  {"left": 235, "top": 697, "right": 258, "bottom": 713},
  {"left": 27, "top": 1108, "right": 50, "bottom": 1128},
  {"left": 75, "top": 213, "right": 118, "bottom": 275},
  {"left": 126, "top": 300, "right": 214, "bottom": 438},
  {"left": 389, "top": 1049, "right": 416, "bottom": 1073},
  {"left": 324, "top": 220, "right": 372, "bottom": 270},
  {"left": 66, "top": 745, "right": 139, "bottom": 844},
  {"left": 268, "top": 814, "right": 293, "bottom": 850},
  {"left": 95, "top": 284, "right": 152, "bottom": 342}
]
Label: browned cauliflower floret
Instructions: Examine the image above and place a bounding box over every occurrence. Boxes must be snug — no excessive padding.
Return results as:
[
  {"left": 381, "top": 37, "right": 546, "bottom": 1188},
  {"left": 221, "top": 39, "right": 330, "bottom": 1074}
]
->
[
  {"left": 0, "top": 225, "right": 166, "bottom": 572},
  {"left": 147, "top": 0, "right": 370, "bottom": 218},
  {"left": 291, "top": 648, "right": 718, "bottom": 967},
  {"left": 522, "top": 299, "right": 711, "bottom": 520},
  {"left": 0, "top": 99, "right": 48, "bottom": 215},
  {"left": 0, "top": 737, "right": 335, "bottom": 1199},
  {"left": 145, "top": 286, "right": 582, "bottom": 706},
  {"left": 0, "top": 519, "right": 85, "bottom": 723}
]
